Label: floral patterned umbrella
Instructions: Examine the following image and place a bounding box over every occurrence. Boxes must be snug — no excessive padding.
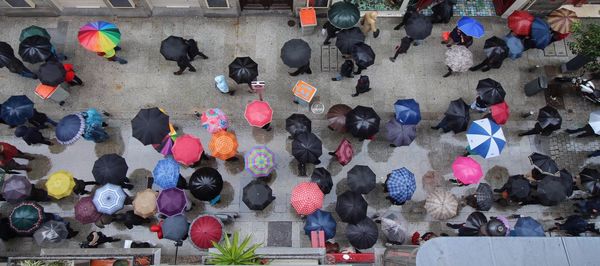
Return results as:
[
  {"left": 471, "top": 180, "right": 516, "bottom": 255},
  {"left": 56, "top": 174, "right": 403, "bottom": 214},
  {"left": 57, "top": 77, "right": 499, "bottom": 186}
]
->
[
  {"left": 200, "top": 108, "right": 229, "bottom": 134},
  {"left": 445, "top": 45, "right": 473, "bottom": 72}
]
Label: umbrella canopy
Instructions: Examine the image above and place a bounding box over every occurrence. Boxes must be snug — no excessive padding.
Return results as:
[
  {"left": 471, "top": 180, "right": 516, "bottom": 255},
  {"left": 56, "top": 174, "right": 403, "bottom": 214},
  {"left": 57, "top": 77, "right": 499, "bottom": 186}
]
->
[
  {"left": 336, "top": 191, "right": 367, "bottom": 224},
  {"left": 327, "top": 1, "right": 360, "bottom": 29},
  {"left": 56, "top": 113, "right": 85, "bottom": 145},
  {"left": 529, "top": 152, "right": 559, "bottom": 175},
  {"left": 346, "top": 106, "right": 381, "bottom": 139},
  {"left": 1, "top": 175, "right": 31, "bottom": 202},
  {"left": 580, "top": 168, "right": 600, "bottom": 196},
  {"left": 131, "top": 107, "right": 170, "bottom": 145},
  {"left": 10, "top": 202, "right": 44, "bottom": 234},
  {"left": 172, "top": 134, "right": 204, "bottom": 166},
  {"left": 380, "top": 210, "right": 408, "bottom": 244},
  {"left": 153, "top": 157, "right": 180, "bottom": 189},
  {"left": 394, "top": 99, "right": 421, "bottom": 125},
  {"left": 490, "top": 101, "right": 510, "bottom": 125},
  {"left": 452, "top": 156, "right": 483, "bottom": 185},
  {"left": 200, "top": 108, "right": 229, "bottom": 134},
  {"left": 405, "top": 13, "right": 433, "bottom": 40},
  {"left": 503, "top": 175, "right": 531, "bottom": 201},
  {"left": 19, "top": 35, "right": 52, "bottom": 63},
  {"left": 93, "top": 153, "right": 129, "bottom": 185},
  {"left": 189, "top": 215, "right": 223, "bottom": 249},
  {"left": 304, "top": 210, "right": 336, "bottom": 240},
  {"left": 33, "top": 220, "right": 68, "bottom": 245},
  {"left": 242, "top": 180, "right": 275, "bottom": 211},
  {"left": 245, "top": 146, "right": 276, "bottom": 178},
  {"left": 588, "top": 110, "right": 600, "bottom": 135},
  {"left": 75, "top": 196, "right": 101, "bottom": 224},
  {"left": 503, "top": 33, "right": 524, "bottom": 59},
  {"left": 347, "top": 165, "right": 376, "bottom": 194},
  {"left": 45, "top": 170, "right": 75, "bottom": 199},
  {"left": 78, "top": 21, "right": 120, "bottom": 52},
  {"left": 209, "top": 131, "right": 239, "bottom": 161},
  {"left": 351, "top": 42, "right": 375, "bottom": 68},
  {"left": 189, "top": 167, "right": 223, "bottom": 201},
  {"left": 286, "top": 113, "right": 312, "bottom": 137},
  {"left": 335, "top": 27, "right": 365, "bottom": 54},
  {"left": 244, "top": 100, "right": 273, "bottom": 128},
  {"left": 133, "top": 189, "right": 158, "bottom": 218},
  {"left": 93, "top": 184, "right": 126, "bottom": 215},
  {"left": 292, "top": 132, "right": 322, "bottom": 164},
  {"left": 334, "top": 138, "right": 353, "bottom": 166},
  {"left": 459, "top": 211, "right": 488, "bottom": 236},
  {"left": 280, "top": 39, "right": 311, "bottom": 68},
  {"left": 1, "top": 95, "right": 34, "bottom": 126},
  {"left": 160, "top": 36, "right": 188, "bottom": 61},
  {"left": 485, "top": 218, "right": 508, "bottom": 236},
  {"left": 537, "top": 105, "right": 562, "bottom": 131},
  {"left": 536, "top": 175, "right": 567, "bottom": 206},
  {"left": 510, "top": 217, "right": 545, "bottom": 236},
  {"left": 385, "top": 119, "right": 417, "bottom": 147},
  {"left": 507, "top": 10, "right": 534, "bottom": 36},
  {"left": 346, "top": 218, "right": 378, "bottom": 249},
  {"left": 228, "top": 56, "right": 258, "bottom": 84},
  {"left": 291, "top": 182, "right": 324, "bottom": 215},
  {"left": 444, "top": 98, "right": 471, "bottom": 133},
  {"left": 483, "top": 36, "right": 509, "bottom": 63},
  {"left": 20, "top": 25, "right": 50, "bottom": 42},
  {"left": 163, "top": 215, "right": 189, "bottom": 241},
  {"left": 153, "top": 134, "right": 174, "bottom": 156},
  {"left": 547, "top": 8, "right": 578, "bottom": 34},
  {"left": 157, "top": 188, "right": 188, "bottom": 217},
  {"left": 445, "top": 45, "right": 473, "bottom": 72},
  {"left": 326, "top": 104, "right": 352, "bottom": 132},
  {"left": 531, "top": 17, "right": 552, "bottom": 49},
  {"left": 476, "top": 78, "right": 506, "bottom": 106},
  {"left": 457, "top": 16, "right": 485, "bottom": 38},
  {"left": 387, "top": 168, "right": 417, "bottom": 203},
  {"left": 466, "top": 119, "right": 506, "bottom": 159},
  {"left": 424, "top": 190, "right": 458, "bottom": 220},
  {"left": 311, "top": 167, "right": 333, "bottom": 195},
  {"left": 474, "top": 183, "right": 493, "bottom": 211},
  {"left": 38, "top": 61, "right": 66, "bottom": 86},
  {"left": 0, "top": 41, "right": 15, "bottom": 67}
]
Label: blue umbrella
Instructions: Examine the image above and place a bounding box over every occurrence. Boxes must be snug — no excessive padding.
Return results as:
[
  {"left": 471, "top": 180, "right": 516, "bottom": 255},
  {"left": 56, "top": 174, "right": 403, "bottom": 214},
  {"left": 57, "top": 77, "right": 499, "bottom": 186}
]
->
[
  {"left": 531, "top": 17, "right": 552, "bottom": 49},
  {"left": 92, "top": 184, "right": 126, "bottom": 215},
  {"left": 394, "top": 99, "right": 421, "bottom": 125},
  {"left": 386, "top": 168, "right": 416, "bottom": 204},
  {"left": 457, "top": 16, "right": 485, "bottom": 38},
  {"left": 503, "top": 34, "right": 524, "bottom": 59},
  {"left": 1, "top": 95, "right": 34, "bottom": 126},
  {"left": 55, "top": 114, "right": 85, "bottom": 145},
  {"left": 466, "top": 119, "right": 506, "bottom": 159},
  {"left": 153, "top": 157, "right": 180, "bottom": 189},
  {"left": 162, "top": 215, "right": 189, "bottom": 241},
  {"left": 510, "top": 217, "right": 545, "bottom": 236},
  {"left": 304, "top": 209, "right": 336, "bottom": 240}
]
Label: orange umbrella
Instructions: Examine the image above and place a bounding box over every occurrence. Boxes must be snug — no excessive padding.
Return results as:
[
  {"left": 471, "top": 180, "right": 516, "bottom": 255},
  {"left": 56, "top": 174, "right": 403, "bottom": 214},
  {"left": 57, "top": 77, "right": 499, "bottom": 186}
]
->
[
  {"left": 209, "top": 131, "right": 238, "bottom": 160},
  {"left": 547, "top": 8, "right": 578, "bottom": 34}
]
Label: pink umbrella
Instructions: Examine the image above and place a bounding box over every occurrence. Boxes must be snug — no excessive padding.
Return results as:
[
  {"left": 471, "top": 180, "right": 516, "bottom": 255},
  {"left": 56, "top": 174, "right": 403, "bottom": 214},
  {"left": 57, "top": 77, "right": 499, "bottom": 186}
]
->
[
  {"left": 452, "top": 156, "right": 483, "bottom": 185},
  {"left": 200, "top": 108, "right": 229, "bottom": 134},
  {"left": 172, "top": 134, "right": 204, "bottom": 166},
  {"left": 244, "top": 100, "right": 273, "bottom": 128},
  {"left": 334, "top": 138, "right": 353, "bottom": 166}
]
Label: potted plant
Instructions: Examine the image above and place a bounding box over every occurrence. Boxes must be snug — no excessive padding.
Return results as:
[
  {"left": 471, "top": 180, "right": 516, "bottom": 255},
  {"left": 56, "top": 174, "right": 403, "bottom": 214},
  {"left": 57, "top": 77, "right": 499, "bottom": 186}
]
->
[
  {"left": 208, "top": 232, "right": 263, "bottom": 265},
  {"left": 564, "top": 22, "right": 600, "bottom": 72}
]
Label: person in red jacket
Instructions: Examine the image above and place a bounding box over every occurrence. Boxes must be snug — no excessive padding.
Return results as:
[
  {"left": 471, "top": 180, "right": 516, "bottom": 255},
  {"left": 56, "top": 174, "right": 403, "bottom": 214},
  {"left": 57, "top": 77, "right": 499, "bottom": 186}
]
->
[
  {"left": 63, "top": 63, "right": 83, "bottom": 86},
  {"left": 0, "top": 142, "right": 34, "bottom": 172}
]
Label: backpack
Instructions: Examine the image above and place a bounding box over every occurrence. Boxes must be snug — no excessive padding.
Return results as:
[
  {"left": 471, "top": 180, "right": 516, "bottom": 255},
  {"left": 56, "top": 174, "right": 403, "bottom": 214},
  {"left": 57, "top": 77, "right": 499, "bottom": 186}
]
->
[{"left": 356, "top": 75, "right": 370, "bottom": 93}]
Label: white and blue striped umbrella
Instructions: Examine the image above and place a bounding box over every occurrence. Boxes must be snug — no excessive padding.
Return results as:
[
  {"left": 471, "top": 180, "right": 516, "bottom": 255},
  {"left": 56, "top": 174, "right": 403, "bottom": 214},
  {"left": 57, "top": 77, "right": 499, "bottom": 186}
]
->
[
  {"left": 92, "top": 184, "right": 126, "bottom": 215},
  {"left": 466, "top": 119, "right": 506, "bottom": 158}
]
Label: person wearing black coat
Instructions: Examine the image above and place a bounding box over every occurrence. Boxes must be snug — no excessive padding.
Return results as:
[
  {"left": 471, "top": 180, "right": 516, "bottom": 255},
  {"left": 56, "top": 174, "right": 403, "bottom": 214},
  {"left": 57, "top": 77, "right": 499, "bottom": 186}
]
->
[
  {"left": 28, "top": 109, "right": 58, "bottom": 129},
  {"left": 565, "top": 124, "right": 596, "bottom": 138},
  {"left": 289, "top": 62, "right": 312, "bottom": 76},
  {"left": 174, "top": 57, "right": 196, "bottom": 75},
  {"left": 14, "top": 126, "right": 52, "bottom": 146},
  {"left": 73, "top": 178, "right": 98, "bottom": 195},
  {"left": 430, "top": 0, "right": 455, "bottom": 24},
  {"left": 518, "top": 123, "right": 557, "bottom": 137},
  {"left": 394, "top": 6, "right": 417, "bottom": 30},
  {"left": 186, "top": 39, "right": 208, "bottom": 61},
  {"left": 112, "top": 210, "right": 151, "bottom": 229},
  {"left": 549, "top": 215, "right": 600, "bottom": 236},
  {"left": 390, "top": 36, "right": 413, "bottom": 62},
  {"left": 81, "top": 231, "right": 120, "bottom": 248},
  {"left": 5, "top": 57, "right": 37, "bottom": 79},
  {"left": 323, "top": 21, "right": 340, "bottom": 45},
  {"left": 28, "top": 186, "right": 51, "bottom": 202},
  {"left": 332, "top": 59, "right": 354, "bottom": 81}
]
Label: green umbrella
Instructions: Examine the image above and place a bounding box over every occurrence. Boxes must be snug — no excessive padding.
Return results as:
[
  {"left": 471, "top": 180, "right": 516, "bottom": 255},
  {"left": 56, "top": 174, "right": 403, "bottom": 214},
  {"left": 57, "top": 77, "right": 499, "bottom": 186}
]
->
[
  {"left": 20, "top": 25, "right": 51, "bottom": 42},
  {"left": 9, "top": 202, "right": 44, "bottom": 234},
  {"left": 327, "top": 1, "right": 360, "bottom": 30}
]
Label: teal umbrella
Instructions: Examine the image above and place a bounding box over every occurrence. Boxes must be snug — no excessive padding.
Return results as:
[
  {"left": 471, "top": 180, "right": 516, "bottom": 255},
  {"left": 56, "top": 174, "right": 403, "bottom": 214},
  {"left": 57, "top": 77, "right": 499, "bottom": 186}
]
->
[
  {"left": 9, "top": 202, "right": 44, "bottom": 235},
  {"left": 20, "top": 25, "right": 51, "bottom": 42},
  {"left": 327, "top": 1, "right": 360, "bottom": 29}
]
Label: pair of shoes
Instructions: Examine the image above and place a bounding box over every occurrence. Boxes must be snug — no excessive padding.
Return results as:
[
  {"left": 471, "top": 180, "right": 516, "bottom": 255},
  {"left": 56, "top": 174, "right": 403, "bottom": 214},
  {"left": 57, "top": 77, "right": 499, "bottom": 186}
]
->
[
  {"left": 306, "top": 69, "right": 312, "bottom": 74},
  {"left": 102, "top": 111, "right": 111, "bottom": 117},
  {"left": 443, "top": 72, "right": 452, "bottom": 78},
  {"left": 173, "top": 71, "right": 183, "bottom": 75},
  {"left": 189, "top": 68, "right": 197, "bottom": 72},
  {"left": 389, "top": 57, "right": 396, "bottom": 62},
  {"left": 289, "top": 72, "right": 300, "bottom": 76},
  {"left": 351, "top": 93, "right": 359, "bottom": 97},
  {"left": 293, "top": 100, "right": 299, "bottom": 104},
  {"left": 331, "top": 78, "right": 338, "bottom": 81},
  {"left": 446, "top": 44, "right": 452, "bottom": 48},
  {"left": 353, "top": 71, "right": 361, "bottom": 75},
  {"left": 323, "top": 41, "right": 331, "bottom": 45},
  {"left": 373, "top": 29, "right": 380, "bottom": 38},
  {"left": 430, "top": 126, "right": 439, "bottom": 130},
  {"left": 118, "top": 59, "right": 127, "bottom": 64},
  {"left": 393, "top": 25, "right": 402, "bottom": 30},
  {"left": 202, "top": 55, "right": 209, "bottom": 59},
  {"left": 59, "top": 101, "right": 65, "bottom": 106}
]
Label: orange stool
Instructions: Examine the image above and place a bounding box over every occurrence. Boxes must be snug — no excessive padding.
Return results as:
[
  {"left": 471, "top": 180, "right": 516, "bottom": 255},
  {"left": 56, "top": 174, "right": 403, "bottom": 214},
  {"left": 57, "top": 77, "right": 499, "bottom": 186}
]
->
[
  {"left": 299, "top": 7, "right": 317, "bottom": 35},
  {"left": 292, "top": 80, "right": 317, "bottom": 104},
  {"left": 35, "top": 83, "right": 69, "bottom": 105}
]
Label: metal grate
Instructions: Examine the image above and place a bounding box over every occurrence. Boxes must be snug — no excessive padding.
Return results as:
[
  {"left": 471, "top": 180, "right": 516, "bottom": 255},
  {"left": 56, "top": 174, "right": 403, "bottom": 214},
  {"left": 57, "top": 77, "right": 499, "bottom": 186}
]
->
[{"left": 321, "top": 45, "right": 341, "bottom": 72}]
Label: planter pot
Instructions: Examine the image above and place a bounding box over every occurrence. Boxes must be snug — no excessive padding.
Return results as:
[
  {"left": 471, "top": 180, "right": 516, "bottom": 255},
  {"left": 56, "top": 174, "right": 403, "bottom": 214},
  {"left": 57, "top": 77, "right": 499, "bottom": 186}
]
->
[{"left": 561, "top": 54, "right": 594, "bottom": 73}]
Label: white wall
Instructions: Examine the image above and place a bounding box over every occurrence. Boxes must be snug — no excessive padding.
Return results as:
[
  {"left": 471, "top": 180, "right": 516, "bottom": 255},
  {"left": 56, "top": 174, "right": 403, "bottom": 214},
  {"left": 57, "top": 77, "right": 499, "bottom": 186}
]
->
[
  {"left": 55, "top": 0, "right": 107, "bottom": 8},
  {"left": 150, "top": 0, "right": 200, "bottom": 7}
]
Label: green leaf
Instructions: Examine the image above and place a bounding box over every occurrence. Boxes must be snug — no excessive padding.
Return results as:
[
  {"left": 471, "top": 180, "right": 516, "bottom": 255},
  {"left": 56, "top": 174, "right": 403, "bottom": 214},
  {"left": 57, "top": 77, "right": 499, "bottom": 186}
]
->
[{"left": 207, "top": 231, "right": 263, "bottom": 265}]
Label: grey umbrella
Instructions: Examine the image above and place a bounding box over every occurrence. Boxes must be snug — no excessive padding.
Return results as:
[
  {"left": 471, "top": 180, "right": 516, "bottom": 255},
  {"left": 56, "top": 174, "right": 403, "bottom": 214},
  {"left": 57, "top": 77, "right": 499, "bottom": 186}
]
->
[
  {"left": 475, "top": 183, "right": 493, "bottom": 211},
  {"left": 385, "top": 118, "right": 417, "bottom": 147},
  {"left": 379, "top": 209, "right": 407, "bottom": 244},
  {"left": 33, "top": 220, "right": 68, "bottom": 245},
  {"left": 163, "top": 215, "right": 189, "bottom": 241},
  {"left": 280, "top": 39, "right": 311, "bottom": 68}
]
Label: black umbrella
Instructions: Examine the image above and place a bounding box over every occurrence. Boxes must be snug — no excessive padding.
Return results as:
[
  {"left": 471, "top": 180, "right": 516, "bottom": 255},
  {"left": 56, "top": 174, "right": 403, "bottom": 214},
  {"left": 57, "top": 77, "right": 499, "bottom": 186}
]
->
[
  {"left": 292, "top": 132, "right": 322, "bottom": 164},
  {"left": 476, "top": 78, "right": 506, "bottom": 106},
  {"left": 385, "top": 119, "right": 417, "bottom": 147},
  {"left": 189, "top": 167, "right": 224, "bottom": 201},
  {"left": 405, "top": 13, "right": 433, "bottom": 40},
  {"left": 280, "top": 39, "right": 311, "bottom": 68},
  {"left": 18, "top": 35, "right": 52, "bottom": 64},
  {"left": 286, "top": 113, "right": 311, "bottom": 137},
  {"left": 459, "top": 211, "right": 487, "bottom": 236},
  {"left": 160, "top": 36, "right": 189, "bottom": 61},
  {"left": 536, "top": 175, "right": 567, "bottom": 206},
  {"left": 444, "top": 98, "right": 471, "bottom": 133},
  {"left": 537, "top": 105, "right": 562, "bottom": 130},
  {"left": 346, "top": 218, "right": 378, "bottom": 249},
  {"left": 242, "top": 180, "right": 275, "bottom": 211},
  {"left": 311, "top": 167, "right": 333, "bottom": 195},
  {"left": 485, "top": 217, "right": 507, "bottom": 236},
  {"left": 504, "top": 175, "right": 531, "bottom": 201},
  {"left": 38, "top": 61, "right": 66, "bottom": 86},
  {"left": 0, "top": 41, "right": 15, "bottom": 67},
  {"left": 336, "top": 191, "right": 367, "bottom": 224},
  {"left": 483, "top": 36, "right": 509, "bottom": 61},
  {"left": 529, "top": 152, "right": 559, "bottom": 175},
  {"left": 347, "top": 165, "right": 376, "bottom": 194},
  {"left": 92, "top": 154, "right": 129, "bottom": 185},
  {"left": 131, "top": 107, "right": 170, "bottom": 145},
  {"left": 580, "top": 168, "right": 600, "bottom": 196},
  {"left": 475, "top": 183, "right": 493, "bottom": 211},
  {"left": 346, "top": 105, "right": 381, "bottom": 139},
  {"left": 335, "top": 27, "right": 365, "bottom": 55},
  {"left": 431, "top": 1, "right": 453, "bottom": 22},
  {"left": 228, "top": 57, "right": 258, "bottom": 84},
  {"left": 351, "top": 43, "right": 375, "bottom": 68}
]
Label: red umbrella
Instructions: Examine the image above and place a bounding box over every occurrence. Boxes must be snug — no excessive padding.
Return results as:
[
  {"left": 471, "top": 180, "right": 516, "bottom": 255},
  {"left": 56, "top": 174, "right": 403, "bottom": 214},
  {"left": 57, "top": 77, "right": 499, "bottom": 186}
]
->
[
  {"left": 334, "top": 138, "right": 353, "bottom": 166},
  {"left": 508, "top": 10, "right": 534, "bottom": 36},
  {"left": 189, "top": 215, "right": 224, "bottom": 250},
  {"left": 172, "top": 134, "right": 204, "bottom": 166},
  {"left": 75, "top": 196, "right": 102, "bottom": 224},
  {"left": 290, "top": 182, "right": 324, "bottom": 215},
  {"left": 244, "top": 100, "right": 273, "bottom": 128},
  {"left": 490, "top": 101, "right": 510, "bottom": 125}
]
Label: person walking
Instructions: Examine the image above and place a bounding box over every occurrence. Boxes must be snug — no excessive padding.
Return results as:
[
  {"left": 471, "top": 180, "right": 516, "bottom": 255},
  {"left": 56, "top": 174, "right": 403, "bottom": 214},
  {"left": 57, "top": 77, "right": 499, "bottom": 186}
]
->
[
  {"left": 63, "top": 63, "right": 83, "bottom": 86},
  {"left": 28, "top": 109, "right": 58, "bottom": 129},
  {"left": 470, "top": 96, "right": 488, "bottom": 112},
  {"left": 73, "top": 178, "right": 97, "bottom": 195},
  {"left": 352, "top": 75, "right": 371, "bottom": 97},
  {"left": 112, "top": 210, "right": 151, "bottom": 229},
  {"left": 289, "top": 62, "right": 312, "bottom": 76},
  {"left": 174, "top": 56, "right": 196, "bottom": 75},
  {"left": 389, "top": 36, "right": 413, "bottom": 62},
  {"left": 322, "top": 21, "right": 340, "bottom": 45},
  {"left": 97, "top": 46, "right": 127, "bottom": 64},
  {"left": 82, "top": 109, "right": 109, "bottom": 143},
  {"left": 394, "top": 6, "right": 417, "bottom": 30},
  {"left": 361, "top": 11, "right": 380, "bottom": 38},
  {"left": 549, "top": 215, "right": 600, "bottom": 236},
  {"left": 28, "top": 186, "right": 52, "bottom": 202},
  {"left": 332, "top": 59, "right": 354, "bottom": 81},
  {"left": 430, "top": 0, "right": 454, "bottom": 24},
  {"left": 186, "top": 39, "right": 209, "bottom": 61},
  {"left": 431, "top": 116, "right": 451, "bottom": 132},
  {"left": 81, "top": 231, "right": 121, "bottom": 248},
  {"left": 565, "top": 124, "right": 596, "bottom": 138},
  {"left": 14, "top": 126, "right": 53, "bottom": 146},
  {"left": 442, "top": 27, "right": 473, "bottom": 48},
  {"left": 0, "top": 142, "right": 34, "bottom": 172},
  {"left": 518, "top": 123, "right": 556, "bottom": 137},
  {"left": 5, "top": 57, "right": 37, "bottom": 79}
]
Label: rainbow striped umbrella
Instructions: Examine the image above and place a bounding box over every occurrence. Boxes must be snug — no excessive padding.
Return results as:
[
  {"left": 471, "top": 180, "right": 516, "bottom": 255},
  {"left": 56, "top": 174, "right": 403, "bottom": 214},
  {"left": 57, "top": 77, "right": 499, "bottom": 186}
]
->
[
  {"left": 245, "top": 146, "right": 275, "bottom": 178},
  {"left": 78, "top": 21, "right": 121, "bottom": 52}
]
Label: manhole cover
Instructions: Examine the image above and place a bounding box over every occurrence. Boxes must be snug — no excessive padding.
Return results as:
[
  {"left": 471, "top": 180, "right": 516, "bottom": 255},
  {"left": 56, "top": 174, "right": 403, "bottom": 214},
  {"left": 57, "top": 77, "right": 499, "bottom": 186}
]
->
[
  {"left": 311, "top": 102, "right": 325, "bottom": 114},
  {"left": 267, "top": 221, "right": 292, "bottom": 247}
]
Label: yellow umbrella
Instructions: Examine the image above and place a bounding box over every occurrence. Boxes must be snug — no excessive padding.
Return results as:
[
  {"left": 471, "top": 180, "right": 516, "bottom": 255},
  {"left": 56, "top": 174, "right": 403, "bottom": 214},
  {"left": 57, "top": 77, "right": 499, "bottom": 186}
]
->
[
  {"left": 133, "top": 189, "right": 158, "bottom": 218},
  {"left": 45, "top": 170, "right": 76, "bottom": 199}
]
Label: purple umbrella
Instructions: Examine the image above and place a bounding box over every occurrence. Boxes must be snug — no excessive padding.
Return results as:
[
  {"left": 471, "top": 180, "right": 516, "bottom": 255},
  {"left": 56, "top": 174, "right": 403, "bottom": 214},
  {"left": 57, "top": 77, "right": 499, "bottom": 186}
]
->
[
  {"left": 385, "top": 118, "right": 417, "bottom": 147},
  {"left": 157, "top": 188, "right": 188, "bottom": 217},
  {"left": 2, "top": 175, "right": 32, "bottom": 203}
]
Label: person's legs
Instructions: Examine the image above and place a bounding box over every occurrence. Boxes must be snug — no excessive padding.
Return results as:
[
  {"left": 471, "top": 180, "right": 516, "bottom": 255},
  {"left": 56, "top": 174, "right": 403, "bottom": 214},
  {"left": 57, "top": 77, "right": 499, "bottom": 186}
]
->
[
  {"left": 393, "top": 22, "right": 404, "bottom": 30},
  {"left": 518, "top": 127, "right": 541, "bottom": 136},
  {"left": 18, "top": 68, "right": 37, "bottom": 79},
  {"left": 14, "top": 150, "right": 35, "bottom": 160},
  {"left": 174, "top": 65, "right": 186, "bottom": 75},
  {"left": 5, "top": 160, "right": 31, "bottom": 172},
  {"left": 198, "top": 52, "right": 209, "bottom": 59},
  {"left": 566, "top": 126, "right": 588, "bottom": 134},
  {"left": 470, "top": 60, "right": 488, "bottom": 71},
  {"left": 390, "top": 48, "right": 402, "bottom": 62},
  {"left": 187, "top": 62, "right": 196, "bottom": 72},
  {"left": 323, "top": 35, "right": 332, "bottom": 45},
  {"left": 443, "top": 67, "right": 452, "bottom": 78},
  {"left": 69, "top": 76, "right": 84, "bottom": 86},
  {"left": 108, "top": 56, "right": 127, "bottom": 64},
  {"left": 576, "top": 131, "right": 596, "bottom": 138}
]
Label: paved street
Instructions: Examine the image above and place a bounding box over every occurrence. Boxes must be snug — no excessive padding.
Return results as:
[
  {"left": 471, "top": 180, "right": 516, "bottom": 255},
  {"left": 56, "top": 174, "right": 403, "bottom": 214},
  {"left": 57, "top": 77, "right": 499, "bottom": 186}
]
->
[{"left": 0, "top": 15, "right": 599, "bottom": 260}]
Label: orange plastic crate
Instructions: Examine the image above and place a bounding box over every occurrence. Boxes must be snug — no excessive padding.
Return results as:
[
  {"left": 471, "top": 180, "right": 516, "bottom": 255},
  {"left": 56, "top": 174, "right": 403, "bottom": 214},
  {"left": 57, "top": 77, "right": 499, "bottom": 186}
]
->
[{"left": 299, "top": 8, "right": 317, "bottom": 27}]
